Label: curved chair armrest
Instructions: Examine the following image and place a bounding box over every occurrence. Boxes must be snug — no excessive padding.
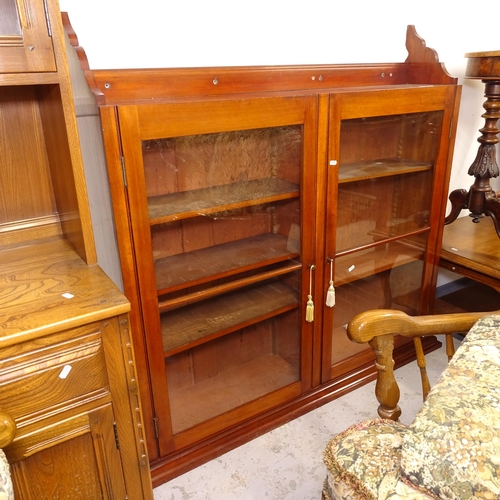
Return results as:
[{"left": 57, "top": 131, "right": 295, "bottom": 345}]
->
[
  {"left": 347, "top": 309, "right": 492, "bottom": 344},
  {"left": 0, "top": 410, "right": 16, "bottom": 449},
  {"left": 346, "top": 309, "right": 499, "bottom": 421}
]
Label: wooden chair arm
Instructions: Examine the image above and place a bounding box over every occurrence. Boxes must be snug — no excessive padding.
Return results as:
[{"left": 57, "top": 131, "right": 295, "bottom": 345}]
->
[
  {"left": 346, "top": 309, "right": 499, "bottom": 421},
  {"left": 347, "top": 309, "right": 491, "bottom": 344},
  {"left": 0, "top": 410, "right": 16, "bottom": 448}
]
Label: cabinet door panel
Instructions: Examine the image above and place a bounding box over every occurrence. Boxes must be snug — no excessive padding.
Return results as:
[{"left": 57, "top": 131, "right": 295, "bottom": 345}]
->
[
  {"left": 11, "top": 435, "right": 105, "bottom": 499},
  {"left": 323, "top": 87, "right": 456, "bottom": 382},
  {"left": 7, "top": 405, "right": 127, "bottom": 499},
  {"left": 117, "top": 96, "right": 317, "bottom": 456},
  {"left": 0, "top": 0, "right": 56, "bottom": 73}
]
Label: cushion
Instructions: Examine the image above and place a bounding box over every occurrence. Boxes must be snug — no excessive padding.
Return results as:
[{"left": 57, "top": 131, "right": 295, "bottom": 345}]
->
[
  {"left": 0, "top": 449, "right": 13, "bottom": 500},
  {"left": 323, "top": 418, "right": 433, "bottom": 500},
  {"left": 401, "top": 315, "right": 500, "bottom": 500}
]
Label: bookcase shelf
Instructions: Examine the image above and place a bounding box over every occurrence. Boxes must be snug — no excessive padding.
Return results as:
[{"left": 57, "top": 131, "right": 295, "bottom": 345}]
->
[
  {"left": 148, "top": 177, "right": 299, "bottom": 224},
  {"left": 339, "top": 158, "right": 433, "bottom": 183},
  {"left": 155, "top": 232, "right": 299, "bottom": 294},
  {"left": 162, "top": 281, "right": 299, "bottom": 355}
]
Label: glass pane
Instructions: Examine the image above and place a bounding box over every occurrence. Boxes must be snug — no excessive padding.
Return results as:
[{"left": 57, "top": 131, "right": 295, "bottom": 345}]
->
[
  {"left": 337, "top": 111, "right": 442, "bottom": 253},
  {"left": 339, "top": 112, "right": 443, "bottom": 170},
  {"left": 165, "top": 305, "right": 301, "bottom": 434},
  {"left": 143, "top": 126, "right": 304, "bottom": 434},
  {"left": 0, "top": 0, "right": 21, "bottom": 35},
  {"left": 142, "top": 126, "right": 302, "bottom": 198},
  {"left": 331, "top": 237, "right": 427, "bottom": 364},
  {"left": 336, "top": 170, "right": 433, "bottom": 253},
  {"left": 151, "top": 199, "right": 300, "bottom": 293}
]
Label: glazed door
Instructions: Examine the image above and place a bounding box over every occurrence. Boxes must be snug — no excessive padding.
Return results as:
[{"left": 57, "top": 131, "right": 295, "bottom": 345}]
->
[
  {"left": 0, "top": 0, "right": 56, "bottom": 72},
  {"left": 321, "top": 86, "right": 457, "bottom": 382},
  {"left": 118, "top": 95, "right": 317, "bottom": 456}
]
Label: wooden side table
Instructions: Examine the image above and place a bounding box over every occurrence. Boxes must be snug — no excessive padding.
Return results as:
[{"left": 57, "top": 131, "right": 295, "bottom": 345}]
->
[
  {"left": 445, "top": 50, "right": 500, "bottom": 233},
  {"left": 440, "top": 216, "right": 500, "bottom": 292}
]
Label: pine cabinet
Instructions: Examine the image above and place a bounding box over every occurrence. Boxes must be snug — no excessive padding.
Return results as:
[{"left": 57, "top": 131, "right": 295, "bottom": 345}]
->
[
  {"left": 77, "top": 26, "right": 461, "bottom": 484},
  {"left": 0, "top": 0, "right": 153, "bottom": 498}
]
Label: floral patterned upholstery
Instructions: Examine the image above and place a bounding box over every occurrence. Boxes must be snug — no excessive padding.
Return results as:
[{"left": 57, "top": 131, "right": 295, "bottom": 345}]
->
[
  {"left": 0, "top": 449, "right": 13, "bottom": 500},
  {"left": 323, "top": 419, "right": 433, "bottom": 500},
  {"left": 323, "top": 315, "right": 500, "bottom": 500},
  {"left": 401, "top": 315, "right": 500, "bottom": 499}
]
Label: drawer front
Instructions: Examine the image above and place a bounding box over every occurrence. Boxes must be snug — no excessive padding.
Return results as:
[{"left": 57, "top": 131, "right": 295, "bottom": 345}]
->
[{"left": 0, "top": 323, "right": 109, "bottom": 422}]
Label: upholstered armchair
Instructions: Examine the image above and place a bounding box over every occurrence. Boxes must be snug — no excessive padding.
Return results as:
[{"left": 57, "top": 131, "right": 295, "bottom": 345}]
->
[
  {"left": 0, "top": 410, "right": 15, "bottom": 500},
  {"left": 323, "top": 309, "right": 500, "bottom": 500}
]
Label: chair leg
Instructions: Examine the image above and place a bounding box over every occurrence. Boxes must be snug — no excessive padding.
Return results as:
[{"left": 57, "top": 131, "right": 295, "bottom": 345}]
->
[
  {"left": 445, "top": 333, "right": 455, "bottom": 360},
  {"left": 416, "top": 334, "right": 455, "bottom": 401},
  {"left": 413, "top": 337, "right": 431, "bottom": 400}
]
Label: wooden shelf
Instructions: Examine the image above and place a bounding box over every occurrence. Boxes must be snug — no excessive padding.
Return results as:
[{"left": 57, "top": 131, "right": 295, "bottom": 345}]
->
[
  {"left": 339, "top": 158, "right": 432, "bottom": 183},
  {"left": 0, "top": 73, "right": 59, "bottom": 86},
  {"left": 168, "top": 353, "right": 297, "bottom": 434},
  {"left": 148, "top": 178, "right": 299, "bottom": 225},
  {"left": 155, "top": 233, "right": 299, "bottom": 293},
  {"left": 0, "top": 237, "right": 129, "bottom": 346},
  {"left": 335, "top": 239, "right": 424, "bottom": 286},
  {"left": 161, "top": 282, "right": 299, "bottom": 355}
]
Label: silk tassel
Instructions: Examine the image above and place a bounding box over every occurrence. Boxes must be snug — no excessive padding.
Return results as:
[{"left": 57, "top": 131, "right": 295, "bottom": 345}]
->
[
  {"left": 306, "top": 295, "right": 314, "bottom": 322},
  {"left": 326, "top": 258, "right": 335, "bottom": 307}
]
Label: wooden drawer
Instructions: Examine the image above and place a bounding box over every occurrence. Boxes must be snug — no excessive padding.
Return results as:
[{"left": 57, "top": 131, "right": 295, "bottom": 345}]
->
[{"left": 0, "top": 323, "right": 109, "bottom": 423}]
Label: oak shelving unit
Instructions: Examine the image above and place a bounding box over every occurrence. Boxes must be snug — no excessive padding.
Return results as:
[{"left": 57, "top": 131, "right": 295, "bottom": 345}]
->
[{"left": 0, "top": 1, "right": 153, "bottom": 498}]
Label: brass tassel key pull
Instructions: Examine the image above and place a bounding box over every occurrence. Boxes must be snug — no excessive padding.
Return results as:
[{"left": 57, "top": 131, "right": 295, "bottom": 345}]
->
[
  {"left": 326, "top": 258, "right": 335, "bottom": 307},
  {"left": 306, "top": 264, "right": 315, "bottom": 322}
]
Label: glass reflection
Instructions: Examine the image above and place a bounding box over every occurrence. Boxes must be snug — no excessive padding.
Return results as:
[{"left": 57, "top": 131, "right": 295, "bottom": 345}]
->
[{"left": 0, "top": 0, "right": 21, "bottom": 36}]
